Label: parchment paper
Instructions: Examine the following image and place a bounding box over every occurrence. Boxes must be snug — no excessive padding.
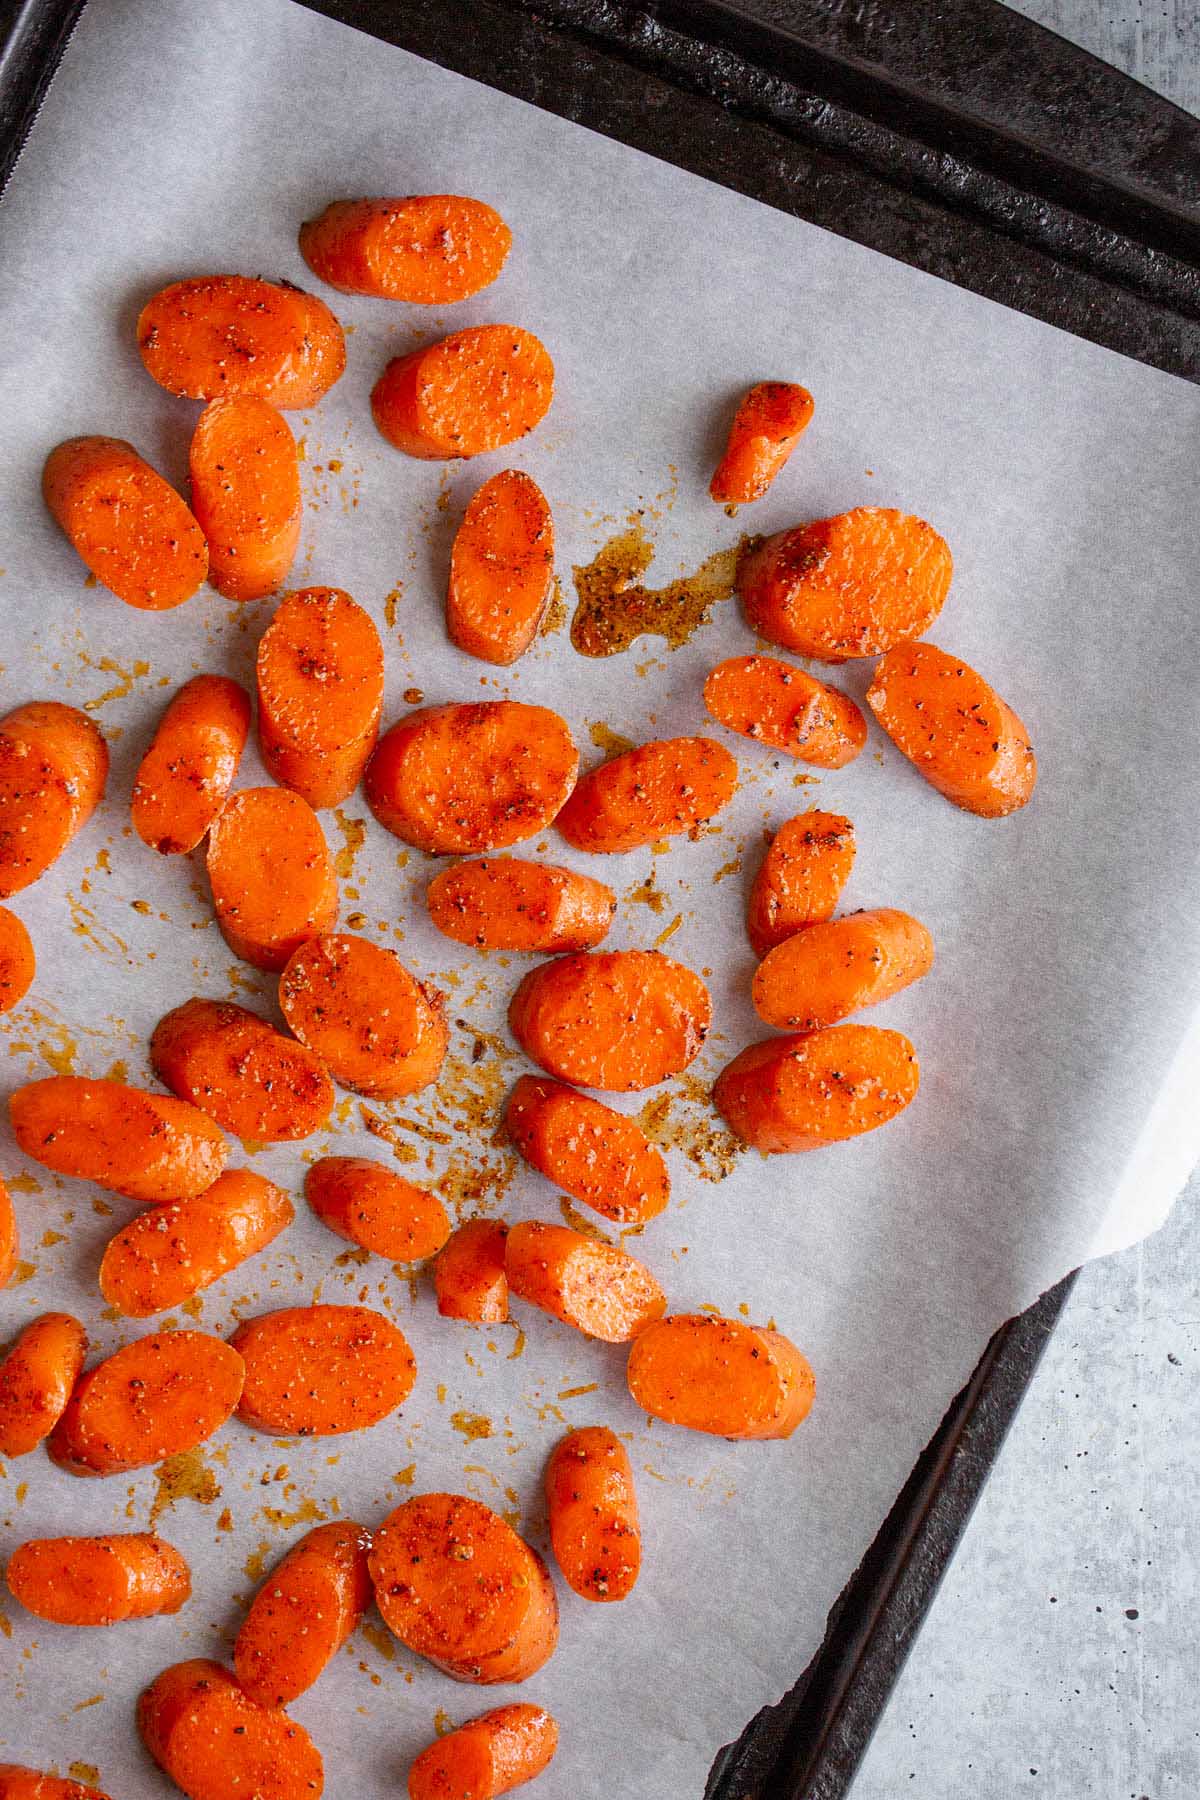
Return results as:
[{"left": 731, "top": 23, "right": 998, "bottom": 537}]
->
[{"left": 1, "top": 0, "right": 1199, "bottom": 1792}]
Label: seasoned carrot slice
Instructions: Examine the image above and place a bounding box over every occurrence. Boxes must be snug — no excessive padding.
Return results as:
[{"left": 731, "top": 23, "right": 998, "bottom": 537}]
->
[
  {"left": 139, "top": 1658, "right": 324, "bottom": 1800},
  {"left": 753, "top": 907, "right": 934, "bottom": 1030},
  {"left": 6, "top": 1533, "right": 190, "bottom": 1626},
  {"left": 703, "top": 654, "right": 866, "bottom": 768},
  {"left": 505, "top": 1075, "right": 668, "bottom": 1224},
  {"left": 372, "top": 325, "right": 554, "bottom": 460},
  {"left": 306, "top": 1157, "right": 450, "bottom": 1261},
  {"left": 866, "top": 640, "right": 1038, "bottom": 817},
  {"left": 0, "top": 1313, "right": 87, "bottom": 1457},
  {"left": 545, "top": 1426, "right": 640, "bottom": 1602},
  {"left": 738, "top": 507, "right": 952, "bottom": 660},
  {"left": 714, "top": 1024, "right": 919, "bottom": 1152},
  {"left": 509, "top": 950, "right": 711, "bottom": 1091},
  {"left": 151, "top": 997, "right": 333, "bottom": 1141},
  {"left": 189, "top": 397, "right": 301, "bottom": 602},
  {"left": 300, "top": 195, "right": 512, "bottom": 303},
  {"left": 427, "top": 857, "right": 615, "bottom": 954},
  {"left": 0, "top": 1176, "right": 15, "bottom": 1288},
  {"left": 206, "top": 786, "right": 338, "bottom": 970},
  {"left": 10, "top": 1075, "right": 228, "bottom": 1202},
  {"left": 131, "top": 675, "right": 250, "bottom": 856},
  {"left": 257, "top": 587, "right": 384, "bottom": 809},
  {"left": 747, "top": 811, "right": 856, "bottom": 957},
  {"left": 0, "top": 701, "right": 108, "bottom": 898},
  {"left": 506, "top": 1221, "right": 665, "bottom": 1343},
  {"left": 230, "top": 1304, "right": 416, "bottom": 1437},
  {"left": 137, "top": 274, "right": 345, "bottom": 408},
  {"left": 49, "top": 1330, "right": 244, "bottom": 1477},
  {"left": 98, "top": 1169, "right": 294, "bottom": 1319},
  {"left": 555, "top": 736, "right": 736, "bottom": 854},
  {"left": 710, "top": 381, "right": 814, "bottom": 505},
  {"left": 366, "top": 702, "right": 577, "bottom": 855},
  {"left": 0, "top": 1768, "right": 111, "bottom": 1800},
  {"left": 279, "top": 933, "right": 447, "bottom": 1099},
  {"left": 447, "top": 470, "right": 555, "bottom": 665},
  {"left": 0, "top": 907, "right": 34, "bottom": 1012},
  {"left": 627, "top": 1313, "right": 814, "bottom": 1439},
  {"left": 235, "top": 1521, "right": 370, "bottom": 1709},
  {"left": 43, "top": 436, "right": 208, "bottom": 611},
  {"left": 434, "top": 1220, "right": 509, "bottom": 1323},
  {"left": 408, "top": 1704, "right": 558, "bottom": 1800}
]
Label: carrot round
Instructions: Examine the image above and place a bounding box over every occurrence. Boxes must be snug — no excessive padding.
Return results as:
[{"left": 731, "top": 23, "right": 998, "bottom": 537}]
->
[
  {"left": 0, "top": 701, "right": 108, "bottom": 898},
  {"left": 137, "top": 274, "right": 345, "bottom": 408},
  {"left": 753, "top": 907, "right": 934, "bottom": 1031},
  {"left": 151, "top": 997, "right": 333, "bottom": 1141},
  {"left": 408, "top": 1704, "right": 558, "bottom": 1800},
  {"left": 866, "top": 640, "right": 1038, "bottom": 817},
  {"left": 369, "top": 1493, "right": 558, "bottom": 1684},
  {"left": 9, "top": 1075, "right": 228, "bottom": 1202},
  {"left": 509, "top": 950, "right": 711, "bottom": 1091},
  {"left": 545, "top": 1426, "right": 640, "bottom": 1602},
  {"left": 256, "top": 587, "right": 385, "bottom": 809},
  {"left": 0, "top": 1175, "right": 15, "bottom": 1289},
  {"left": 737, "top": 507, "right": 953, "bottom": 660},
  {"left": 366, "top": 702, "right": 578, "bottom": 855},
  {"left": 306, "top": 1156, "right": 450, "bottom": 1261},
  {"left": 6, "top": 1533, "right": 190, "bottom": 1626},
  {"left": 138, "top": 1658, "right": 324, "bottom": 1799},
  {"left": 713, "top": 1024, "right": 920, "bottom": 1153},
  {"left": 43, "top": 436, "right": 208, "bottom": 611},
  {"left": 300, "top": 195, "right": 512, "bottom": 302},
  {"left": 189, "top": 397, "right": 301, "bottom": 602},
  {"left": 555, "top": 736, "right": 736, "bottom": 854},
  {"left": 230, "top": 1304, "right": 416, "bottom": 1437},
  {"left": 0, "top": 1768, "right": 111, "bottom": 1800},
  {"left": 234, "top": 1521, "right": 370, "bottom": 1709},
  {"left": 710, "top": 381, "right": 814, "bottom": 505},
  {"left": 434, "top": 1220, "right": 509, "bottom": 1323},
  {"left": 506, "top": 1075, "right": 668, "bottom": 1224},
  {"left": 98, "top": 1169, "right": 294, "bottom": 1319},
  {"left": 703, "top": 654, "right": 866, "bottom": 768},
  {"left": 506, "top": 1220, "right": 665, "bottom": 1343},
  {"left": 0, "top": 907, "right": 33, "bottom": 1012},
  {"left": 131, "top": 675, "right": 250, "bottom": 856},
  {"left": 427, "top": 857, "right": 615, "bottom": 954},
  {"left": 747, "top": 811, "right": 856, "bottom": 957},
  {"left": 206, "top": 786, "right": 338, "bottom": 970},
  {"left": 279, "top": 933, "right": 447, "bottom": 1099},
  {"left": 49, "top": 1330, "right": 245, "bottom": 1477},
  {"left": 0, "top": 1313, "right": 87, "bottom": 1457},
  {"left": 372, "top": 325, "right": 554, "bottom": 461},
  {"left": 627, "top": 1313, "right": 815, "bottom": 1439},
  {"left": 447, "top": 470, "right": 555, "bottom": 665}
]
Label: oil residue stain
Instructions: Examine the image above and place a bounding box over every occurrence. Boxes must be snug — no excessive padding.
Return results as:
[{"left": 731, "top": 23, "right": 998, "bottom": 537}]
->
[
  {"left": 450, "top": 1409, "right": 493, "bottom": 1443},
  {"left": 540, "top": 575, "right": 567, "bottom": 639},
  {"left": 150, "top": 1448, "right": 221, "bottom": 1527},
  {"left": 244, "top": 1540, "right": 273, "bottom": 1582},
  {"left": 625, "top": 873, "right": 666, "bottom": 916},
  {"left": 384, "top": 582, "right": 404, "bottom": 630},
  {"left": 570, "top": 521, "right": 749, "bottom": 657},
  {"left": 80, "top": 653, "right": 151, "bottom": 712},
  {"left": 558, "top": 1197, "right": 614, "bottom": 1244},
  {"left": 588, "top": 721, "right": 634, "bottom": 759},
  {"left": 637, "top": 1077, "right": 741, "bottom": 1183},
  {"left": 361, "top": 1621, "right": 396, "bottom": 1662},
  {"left": 434, "top": 1708, "right": 456, "bottom": 1738},
  {"left": 261, "top": 1497, "right": 328, "bottom": 1529},
  {"left": 333, "top": 810, "right": 367, "bottom": 880},
  {"left": 68, "top": 1765, "right": 101, "bottom": 1787}
]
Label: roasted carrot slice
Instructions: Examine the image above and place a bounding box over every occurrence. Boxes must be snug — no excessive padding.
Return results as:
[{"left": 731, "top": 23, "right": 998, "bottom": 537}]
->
[
  {"left": 747, "top": 811, "right": 856, "bottom": 958},
  {"left": 6, "top": 1533, "right": 190, "bottom": 1626},
  {"left": 408, "top": 1704, "right": 558, "bottom": 1800},
  {"left": 279, "top": 933, "right": 447, "bottom": 1099},
  {"left": 506, "top": 1221, "right": 665, "bottom": 1342},
  {"left": 131, "top": 675, "right": 250, "bottom": 856},
  {"left": 99, "top": 1169, "right": 294, "bottom": 1319},
  {"left": 509, "top": 950, "right": 711, "bottom": 1091},
  {"left": 447, "top": 470, "right": 555, "bottom": 665},
  {"left": 713, "top": 1023, "right": 920, "bottom": 1152},
  {"left": 230, "top": 1304, "right": 416, "bottom": 1437},
  {"left": 151, "top": 997, "right": 333, "bottom": 1141},
  {"left": 0, "top": 907, "right": 34, "bottom": 1011},
  {"left": 206, "top": 786, "right": 338, "bottom": 970},
  {"left": 372, "top": 325, "right": 554, "bottom": 460},
  {"left": 738, "top": 507, "right": 953, "bottom": 660},
  {"left": 256, "top": 587, "right": 384, "bottom": 809},
  {"left": 366, "top": 702, "right": 577, "bottom": 855},
  {"left": 139, "top": 1658, "right": 324, "bottom": 1799},
  {"left": 0, "top": 701, "right": 108, "bottom": 898},
  {"left": 427, "top": 857, "right": 615, "bottom": 953},
  {"left": 434, "top": 1220, "right": 509, "bottom": 1323},
  {"left": 753, "top": 907, "right": 934, "bottom": 1030},
  {"left": 369, "top": 1494, "right": 558, "bottom": 1684},
  {"left": 555, "top": 736, "right": 736, "bottom": 854},
  {"left": 506, "top": 1075, "right": 669, "bottom": 1224},
  {"left": 9, "top": 1075, "right": 228, "bottom": 1202},
  {"left": 703, "top": 654, "right": 866, "bottom": 768},
  {"left": 137, "top": 274, "right": 345, "bottom": 408},
  {"left": 306, "top": 1157, "right": 450, "bottom": 1261},
  {"left": 235, "top": 1522, "right": 370, "bottom": 1709},
  {"left": 0, "top": 1176, "right": 15, "bottom": 1288},
  {"left": 189, "top": 397, "right": 301, "bottom": 602},
  {"left": 300, "top": 195, "right": 512, "bottom": 303},
  {"left": 49, "top": 1330, "right": 244, "bottom": 1477},
  {"left": 43, "top": 436, "right": 208, "bottom": 611},
  {"left": 866, "top": 640, "right": 1037, "bottom": 817},
  {"left": 710, "top": 381, "right": 814, "bottom": 505},
  {"left": 545, "top": 1426, "right": 640, "bottom": 1601},
  {"left": 0, "top": 1313, "right": 87, "bottom": 1457},
  {"left": 627, "top": 1312, "right": 815, "bottom": 1439},
  {"left": 0, "top": 1767, "right": 111, "bottom": 1800}
]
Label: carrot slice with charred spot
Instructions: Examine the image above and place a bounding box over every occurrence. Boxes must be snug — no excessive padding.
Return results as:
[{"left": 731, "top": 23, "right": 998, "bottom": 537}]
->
[
  {"left": 427, "top": 857, "right": 615, "bottom": 954},
  {"left": 235, "top": 1522, "right": 371, "bottom": 1709},
  {"left": 43, "top": 436, "right": 208, "bottom": 611},
  {"left": 137, "top": 274, "right": 345, "bottom": 408},
  {"left": 0, "top": 908, "right": 33, "bottom": 1013},
  {"left": 279, "top": 933, "right": 447, "bottom": 1099},
  {"left": 372, "top": 325, "right": 554, "bottom": 461},
  {"left": 545, "top": 1426, "right": 640, "bottom": 1602},
  {"left": 0, "top": 1175, "right": 15, "bottom": 1289},
  {"left": 509, "top": 950, "right": 711, "bottom": 1091},
  {"left": 506, "top": 1075, "right": 668, "bottom": 1224},
  {"left": 189, "top": 397, "right": 301, "bottom": 602},
  {"left": 9, "top": 1075, "right": 228, "bottom": 1202},
  {"left": 506, "top": 1221, "right": 665, "bottom": 1343},
  {"left": 301, "top": 195, "right": 512, "bottom": 303},
  {"left": 6, "top": 1533, "right": 190, "bottom": 1626},
  {"left": 714, "top": 1024, "right": 920, "bottom": 1153},
  {"left": 747, "top": 812, "right": 856, "bottom": 958},
  {"left": 131, "top": 675, "right": 250, "bottom": 856},
  {"left": 206, "top": 786, "right": 338, "bottom": 971},
  {"left": 230, "top": 1304, "right": 416, "bottom": 1438},
  {"left": 98, "top": 1169, "right": 294, "bottom": 1319},
  {"left": 555, "top": 736, "right": 736, "bottom": 854},
  {"left": 408, "top": 1703, "right": 559, "bottom": 1800},
  {"left": 704, "top": 654, "right": 866, "bottom": 768},
  {"left": 138, "top": 1658, "right": 324, "bottom": 1800},
  {"left": 0, "top": 1767, "right": 112, "bottom": 1800},
  {"left": 434, "top": 1220, "right": 509, "bottom": 1323},
  {"left": 0, "top": 1313, "right": 87, "bottom": 1457},
  {"left": 257, "top": 587, "right": 384, "bottom": 809},
  {"left": 753, "top": 908, "right": 934, "bottom": 1031},
  {"left": 151, "top": 997, "right": 333, "bottom": 1142},
  {"left": 627, "top": 1313, "right": 815, "bottom": 1439},
  {"left": 49, "top": 1330, "right": 244, "bottom": 1477},
  {"left": 306, "top": 1157, "right": 450, "bottom": 1262},
  {"left": 447, "top": 470, "right": 555, "bottom": 665},
  {"left": 710, "top": 381, "right": 814, "bottom": 505},
  {"left": 0, "top": 701, "right": 108, "bottom": 898}
]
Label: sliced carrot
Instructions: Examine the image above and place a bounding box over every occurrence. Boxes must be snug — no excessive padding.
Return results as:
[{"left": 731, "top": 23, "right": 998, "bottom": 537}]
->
[
  {"left": 0, "top": 907, "right": 34, "bottom": 1012},
  {"left": 408, "top": 1704, "right": 558, "bottom": 1800},
  {"left": 508, "top": 950, "right": 711, "bottom": 1091},
  {"left": 545, "top": 1426, "right": 640, "bottom": 1602},
  {"left": 138, "top": 1658, "right": 324, "bottom": 1799},
  {"left": 866, "top": 640, "right": 1038, "bottom": 817},
  {"left": 131, "top": 675, "right": 250, "bottom": 856},
  {"left": 506, "top": 1221, "right": 665, "bottom": 1343},
  {"left": 189, "top": 397, "right": 301, "bottom": 602},
  {"left": 206, "top": 786, "right": 338, "bottom": 970},
  {"left": 9, "top": 1075, "right": 228, "bottom": 1202},
  {"left": 447, "top": 470, "right": 555, "bottom": 665},
  {"left": 372, "top": 325, "right": 554, "bottom": 460},
  {"left": 505, "top": 1075, "right": 668, "bottom": 1224},
  {"left": 369, "top": 1493, "right": 558, "bottom": 1684},
  {"left": 713, "top": 1023, "right": 920, "bottom": 1152},
  {"left": 555, "top": 736, "right": 736, "bottom": 854},
  {"left": 737, "top": 507, "right": 953, "bottom": 660},
  {"left": 6, "top": 1533, "right": 190, "bottom": 1626},
  {"left": 753, "top": 907, "right": 934, "bottom": 1030},
  {"left": 0, "top": 1767, "right": 111, "bottom": 1800},
  {"left": 43, "top": 436, "right": 208, "bottom": 611},
  {"left": 0, "top": 1313, "right": 87, "bottom": 1457},
  {"left": 627, "top": 1312, "right": 815, "bottom": 1439},
  {"left": 279, "top": 933, "right": 447, "bottom": 1098},
  {"left": 306, "top": 1157, "right": 450, "bottom": 1261},
  {"left": 427, "top": 857, "right": 615, "bottom": 954},
  {"left": 257, "top": 587, "right": 385, "bottom": 809},
  {"left": 230, "top": 1304, "right": 416, "bottom": 1437},
  {"left": 300, "top": 195, "right": 512, "bottom": 303},
  {"left": 49, "top": 1330, "right": 244, "bottom": 1477},
  {"left": 0, "top": 1175, "right": 15, "bottom": 1288},
  {"left": 0, "top": 701, "right": 108, "bottom": 898},
  {"left": 703, "top": 654, "right": 866, "bottom": 768},
  {"left": 151, "top": 997, "right": 333, "bottom": 1141},
  {"left": 366, "top": 702, "right": 577, "bottom": 855},
  {"left": 234, "top": 1521, "right": 370, "bottom": 1709},
  {"left": 434, "top": 1220, "right": 509, "bottom": 1323},
  {"left": 747, "top": 811, "right": 856, "bottom": 957},
  {"left": 710, "top": 381, "right": 814, "bottom": 505},
  {"left": 137, "top": 274, "right": 345, "bottom": 408},
  {"left": 98, "top": 1169, "right": 294, "bottom": 1319}
]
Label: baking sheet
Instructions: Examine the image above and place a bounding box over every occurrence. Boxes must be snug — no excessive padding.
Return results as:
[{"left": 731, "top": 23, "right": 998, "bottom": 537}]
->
[{"left": 1, "top": 0, "right": 1199, "bottom": 1793}]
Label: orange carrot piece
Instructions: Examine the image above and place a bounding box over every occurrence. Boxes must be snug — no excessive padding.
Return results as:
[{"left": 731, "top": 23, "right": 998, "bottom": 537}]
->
[
  {"left": 206, "top": 786, "right": 338, "bottom": 970},
  {"left": 366, "top": 702, "right": 578, "bottom": 855},
  {"left": 710, "top": 381, "right": 814, "bottom": 505},
  {"left": 43, "top": 436, "right": 208, "bottom": 611},
  {"left": 627, "top": 1313, "right": 815, "bottom": 1439},
  {"left": 555, "top": 736, "right": 736, "bottom": 854},
  {"left": 189, "top": 397, "right": 301, "bottom": 602},
  {"left": 447, "top": 470, "right": 555, "bottom": 665},
  {"left": 300, "top": 195, "right": 512, "bottom": 303},
  {"left": 753, "top": 907, "right": 934, "bottom": 1030},
  {"left": 151, "top": 997, "right": 333, "bottom": 1142},
  {"left": 279, "top": 933, "right": 447, "bottom": 1099},
  {"left": 866, "top": 640, "right": 1038, "bottom": 817},
  {"left": 545, "top": 1426, "right": 640, "bottom": 1602},
  {"left": 408, "top": 1704, "right": 558, "bottom": 1800},
  {"left": 427, "top": 857, "right": 615, "bottom": 954},
  {"left": 6, "top": 1533, "right": 190, "bottom": 1626},
  {"left": 137, "top": 274, "right": 345, "bottom": 408},
  {"left": 131, "top": 675, "right": 250, "bottom": 856},
  {"left": 49, "top": 1330, "right": 244, "bottom": 1477},
  {"left": 714, "top": 1023, "right": 920, "bottom": 1152},
  {"left": 234, "top": 1521, "right": 370, "bottom": 1709},
  {"left": 506, "top": 1075, "right": 669, "bottom": 1224},
  {"left": 98, "top": 1169, "right": 294, "bottom": 1319},
  {"left": 256, "top": 587, "right": 384, "bottom": 809},
  {"left": 306, "top": 1157, "right": 450, "bottom": 1261},
  {"left": 0, "top": 907, "right": 34, "bottom": 1012},
  {"left": 738, "top": 507, "right": 953, "bottom": 660},
  {"left": 434, "top": 1220, "right": 509, "bottom": 1323},
  {"left": 0, "top": 1313, "right": 87, "bottom": 1457},
  {"left": 703, "top": 654, "right": 866, "bottom": 768},
  {"left": 138, "top": 1658, "right": 324, "bottom": 1800},
  {"left": 0, "top": 1767, "right": 111, "bottom": 1800},
  {"left": 509, "top": 950, "right": 711, "bottom": 1091},
  {"left": 0, "top": 1175, "right": 15, "bottom": 1288},
  {"left": 747, "top": 812, "right": 856, "bottom": 957},
  {"left": 372, "top": 325, "right": 554, "bottom": 460},
  {"left": 9, "top": 1075, "right": 228, "bottom": 1202},
  {"left": 506, "top": 1221, "right": 665, "bottom": 1343},
  {"left": 230, "top": 1304, "right": 416, "bottom": 1437},
  {"left": 0, "top": 701, "right": 108, "bottom": 898}
]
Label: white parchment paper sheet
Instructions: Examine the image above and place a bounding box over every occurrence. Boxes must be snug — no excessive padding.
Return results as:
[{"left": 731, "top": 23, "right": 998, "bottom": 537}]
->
[{"left": 1, "top": 0, "right": 1199, "bottom": 1792}]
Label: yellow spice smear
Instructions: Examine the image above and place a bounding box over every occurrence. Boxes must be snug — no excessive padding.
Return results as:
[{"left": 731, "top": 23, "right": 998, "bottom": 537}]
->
[{"left": 570, "top": 520, "right": 751, "bottom": 656}]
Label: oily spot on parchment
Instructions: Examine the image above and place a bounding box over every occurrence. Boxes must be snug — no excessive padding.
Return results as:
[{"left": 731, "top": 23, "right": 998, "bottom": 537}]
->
[
  {"left": 570, "top": 517, "right": 755, "bottom": 657},
  {"left": 638, "top": 1075, "right": 741, "bottom": 1183},
  {"left": 149, "top": 1447, "right": 221, "bottom": 1529}
]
